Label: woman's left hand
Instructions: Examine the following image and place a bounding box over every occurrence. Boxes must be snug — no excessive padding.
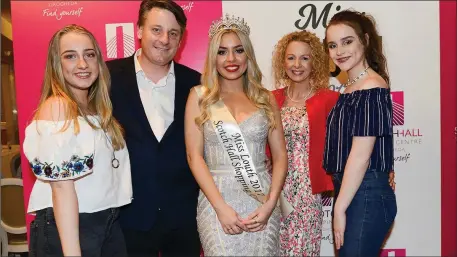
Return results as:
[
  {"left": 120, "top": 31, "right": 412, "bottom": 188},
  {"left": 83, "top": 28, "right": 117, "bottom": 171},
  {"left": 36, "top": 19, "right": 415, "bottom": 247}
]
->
[
  {"left": 333, "top": 210, "right": 346, "bottom": 250},
  {"left": 389, "top": 171, "right": 396, "bottom": 192},
  {"left": 242, "top": 199, "right": 276, "bottom": 232}
]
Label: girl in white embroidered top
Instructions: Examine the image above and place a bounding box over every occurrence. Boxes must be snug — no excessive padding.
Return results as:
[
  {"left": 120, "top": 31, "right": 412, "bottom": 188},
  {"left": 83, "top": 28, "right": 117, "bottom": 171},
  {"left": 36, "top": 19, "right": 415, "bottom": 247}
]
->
[{"left": 23, "top": 25, "right": 132, "bottom": 257}]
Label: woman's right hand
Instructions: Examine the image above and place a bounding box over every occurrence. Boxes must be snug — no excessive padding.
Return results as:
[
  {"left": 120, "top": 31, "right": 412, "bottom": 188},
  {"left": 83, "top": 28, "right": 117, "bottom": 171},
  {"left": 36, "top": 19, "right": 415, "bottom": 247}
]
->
[{"left": 215, "top": 203, "right": 247, "bottom": 235}]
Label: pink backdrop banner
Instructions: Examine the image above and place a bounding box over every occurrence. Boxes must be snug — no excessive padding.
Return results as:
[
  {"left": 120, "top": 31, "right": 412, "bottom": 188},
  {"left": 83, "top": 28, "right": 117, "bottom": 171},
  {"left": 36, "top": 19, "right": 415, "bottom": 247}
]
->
[
  {"left": 11, "top": 0, "right": 221, "bottom": 240},
  {"left": 439, "top": 1, "right": 457, "bottom": 256}
]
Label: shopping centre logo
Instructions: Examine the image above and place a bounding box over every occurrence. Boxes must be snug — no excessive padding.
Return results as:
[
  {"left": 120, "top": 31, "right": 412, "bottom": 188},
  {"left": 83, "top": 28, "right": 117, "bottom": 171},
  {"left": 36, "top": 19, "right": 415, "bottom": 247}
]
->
[
  {"left": 381, "top": 248, "right": 406, "bottom": 256},
  {"left": 105, "top": 23, "right": 136, "bottom": 59},
  {"left": 321, "top": 191, "right": 333, "bottom": 207},
  {"left": 391, "top": 91, "right": 404, "bottom": 126},
  {"left": 391, "top": 90, "right": 423, "bottom": 164},
  {"left": 320, "top": 191, "right": 333, "bottom": 244}
]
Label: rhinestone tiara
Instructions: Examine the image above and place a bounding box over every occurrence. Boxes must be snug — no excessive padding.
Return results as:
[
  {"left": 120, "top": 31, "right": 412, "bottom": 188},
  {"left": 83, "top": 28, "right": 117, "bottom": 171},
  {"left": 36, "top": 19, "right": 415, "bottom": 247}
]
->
[{"left": 208, "top": 13, "right": 250, "bottom": 39}]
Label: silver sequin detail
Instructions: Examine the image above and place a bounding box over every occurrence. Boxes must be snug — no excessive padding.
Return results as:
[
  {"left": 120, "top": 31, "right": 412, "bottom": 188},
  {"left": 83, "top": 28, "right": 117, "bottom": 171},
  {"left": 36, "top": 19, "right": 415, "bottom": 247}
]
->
[{"left": 198, "top": 110, "right": 281, "bottom": 256}]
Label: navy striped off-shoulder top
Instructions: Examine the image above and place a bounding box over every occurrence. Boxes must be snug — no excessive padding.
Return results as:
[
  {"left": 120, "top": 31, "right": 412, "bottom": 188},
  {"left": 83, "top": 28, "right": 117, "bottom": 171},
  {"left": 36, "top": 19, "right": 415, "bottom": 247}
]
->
[{"left": 323, "top": 88, "right": 394, "bottom": 173}]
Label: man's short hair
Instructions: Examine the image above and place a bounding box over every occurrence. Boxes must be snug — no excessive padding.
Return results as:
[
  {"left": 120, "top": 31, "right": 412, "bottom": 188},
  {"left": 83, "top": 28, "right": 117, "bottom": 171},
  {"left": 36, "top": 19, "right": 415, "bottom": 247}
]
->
[{"left": 137, "top": 0, "right": 187, "bottom": 34}]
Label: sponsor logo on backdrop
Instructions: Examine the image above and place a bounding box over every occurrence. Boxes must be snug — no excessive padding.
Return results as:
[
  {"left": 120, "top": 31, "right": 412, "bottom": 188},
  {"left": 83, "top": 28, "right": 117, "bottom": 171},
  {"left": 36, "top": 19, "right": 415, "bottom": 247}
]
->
[
  {"left": 329, "top": 75, "right": 345, "bottom": 93},
  {"left": 103, "top": 2, "right": 193, "bottom": 60},
  {"left": 391, "top": 91, "right": 423, "bottom": 164},
  {"left": 295, "top": 2, "right": 341, "bottom": 30},
  {"left": 321, "top": 191, "right": 334, "bottom": 244},
  {"left": 391, "top": 91, "right": 405, "bottom": 126},
  {"left": 42, "top": 1, "right": 83, "bottom": 20},
  {"left": 380, "top": 249, "right": 407, "bottom": 256},
  {"left": 105, "top": 23, "right": 136, "bottom": 59},
  {"left": 180, "top": 1, "right": 194, "bottom": 12},
  {"left": 295, "top": 3, "right": 347, "bottom": 92}
]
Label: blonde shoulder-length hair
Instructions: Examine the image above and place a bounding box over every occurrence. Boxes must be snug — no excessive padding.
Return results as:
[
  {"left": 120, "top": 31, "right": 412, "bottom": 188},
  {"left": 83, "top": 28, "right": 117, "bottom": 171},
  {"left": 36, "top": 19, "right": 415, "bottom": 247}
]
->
[
  {"left": 272, "top": 30, "right": 329, "bottom": 91},
  {"left": 34, "top": 24, "right": 125, "bottom": 150},
  {"left": 195, "top": 29, "right": 275, "bottom": 130}
]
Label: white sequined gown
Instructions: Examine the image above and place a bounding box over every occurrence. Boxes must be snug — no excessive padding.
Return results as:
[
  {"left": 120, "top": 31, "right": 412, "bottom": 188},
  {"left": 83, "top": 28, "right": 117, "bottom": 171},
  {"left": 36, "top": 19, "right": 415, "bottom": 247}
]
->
[{"left": 197, "top": 110, "right": 281, "bottom": 256}]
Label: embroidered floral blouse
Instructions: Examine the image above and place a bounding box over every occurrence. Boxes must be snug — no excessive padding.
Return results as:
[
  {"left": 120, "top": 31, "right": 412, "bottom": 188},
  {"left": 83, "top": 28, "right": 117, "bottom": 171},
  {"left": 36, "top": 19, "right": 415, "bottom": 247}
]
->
[{"left": 23, "top": 116, "right": 133, "bottom": 213}]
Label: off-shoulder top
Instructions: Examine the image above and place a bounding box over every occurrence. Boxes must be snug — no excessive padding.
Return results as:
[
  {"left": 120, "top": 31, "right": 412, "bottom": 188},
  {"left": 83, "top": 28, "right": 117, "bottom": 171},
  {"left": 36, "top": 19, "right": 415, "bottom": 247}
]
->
[
  {"left": 323, "top": 88, "right": 394, "bottom": 174},
  {"left": 23, "top": 115, "right": 133, "bottom": 213}
]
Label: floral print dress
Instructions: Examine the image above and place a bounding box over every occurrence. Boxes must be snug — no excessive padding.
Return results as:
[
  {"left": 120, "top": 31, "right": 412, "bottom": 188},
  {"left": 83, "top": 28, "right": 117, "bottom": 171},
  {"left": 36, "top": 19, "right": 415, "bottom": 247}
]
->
[{"left": 279, "top": 106, "right": 323, "bottom": 257}]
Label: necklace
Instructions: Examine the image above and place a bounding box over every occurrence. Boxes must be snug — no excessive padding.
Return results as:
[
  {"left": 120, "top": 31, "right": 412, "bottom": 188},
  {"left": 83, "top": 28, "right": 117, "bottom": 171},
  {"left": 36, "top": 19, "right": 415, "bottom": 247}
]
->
[
  {"left": 345, "top": 67, "right": 370, "bottom": 87},
  {"left": 101, "top": 130, "right": 119, "bottom": 169},
  {"left": 286, "top": 85, "right": 313, "bottom": 103}
]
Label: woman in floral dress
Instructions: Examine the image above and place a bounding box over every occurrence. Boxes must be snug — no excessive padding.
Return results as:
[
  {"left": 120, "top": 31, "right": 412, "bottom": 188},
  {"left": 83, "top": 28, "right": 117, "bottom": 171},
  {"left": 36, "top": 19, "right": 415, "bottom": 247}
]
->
[{"left": 269, "top": 30, "right": 339, "bottom": 256}]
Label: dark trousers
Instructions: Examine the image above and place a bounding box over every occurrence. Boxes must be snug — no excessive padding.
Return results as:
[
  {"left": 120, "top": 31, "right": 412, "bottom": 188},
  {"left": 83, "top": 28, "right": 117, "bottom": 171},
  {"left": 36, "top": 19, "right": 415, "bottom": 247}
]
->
[
  {"left": 29, "top": 207, "right": 127, "bottom": 257},
  {"left": 122, "top": 211, "right": 201, "bottom": 257},
  {"left": 332, "top": 169, "right": 397, "bottom": 257}
]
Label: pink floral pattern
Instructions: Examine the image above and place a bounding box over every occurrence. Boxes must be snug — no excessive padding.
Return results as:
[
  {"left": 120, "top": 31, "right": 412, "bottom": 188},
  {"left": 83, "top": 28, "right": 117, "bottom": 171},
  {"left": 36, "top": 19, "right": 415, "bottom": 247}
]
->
[{"left": 279, "top": 106, "right": 323, "bottom": 257}]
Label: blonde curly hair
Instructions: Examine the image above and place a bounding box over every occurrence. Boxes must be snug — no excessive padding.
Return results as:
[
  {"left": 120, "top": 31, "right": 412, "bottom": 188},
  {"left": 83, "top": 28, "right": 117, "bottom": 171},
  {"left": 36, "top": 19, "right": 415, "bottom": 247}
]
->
[{"left": 272, "top": 30, "right": 329, "bottom": 91}]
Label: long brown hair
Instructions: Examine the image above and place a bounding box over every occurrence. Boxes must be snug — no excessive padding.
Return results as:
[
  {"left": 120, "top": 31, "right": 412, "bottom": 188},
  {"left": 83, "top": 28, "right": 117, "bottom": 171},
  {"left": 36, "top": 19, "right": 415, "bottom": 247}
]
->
[
  {"left": 35, "top": 24, "right": 125, "bottom": 150},
  {"left": 324, "top": 9, "right": 390, "bottom": 86}
]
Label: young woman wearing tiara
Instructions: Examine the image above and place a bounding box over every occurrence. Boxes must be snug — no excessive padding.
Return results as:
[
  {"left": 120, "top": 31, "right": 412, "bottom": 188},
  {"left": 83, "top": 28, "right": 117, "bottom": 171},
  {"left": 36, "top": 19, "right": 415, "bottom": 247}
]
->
[{"left": 184, "top": 14, "right": 288, "bottom": 256}]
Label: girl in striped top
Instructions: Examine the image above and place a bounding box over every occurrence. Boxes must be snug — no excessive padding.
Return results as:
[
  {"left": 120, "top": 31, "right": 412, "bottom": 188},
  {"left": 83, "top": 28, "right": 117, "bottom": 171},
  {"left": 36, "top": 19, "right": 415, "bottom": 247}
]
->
[{"left": 323, "top": 10, "right": 397, "bottom": 257}]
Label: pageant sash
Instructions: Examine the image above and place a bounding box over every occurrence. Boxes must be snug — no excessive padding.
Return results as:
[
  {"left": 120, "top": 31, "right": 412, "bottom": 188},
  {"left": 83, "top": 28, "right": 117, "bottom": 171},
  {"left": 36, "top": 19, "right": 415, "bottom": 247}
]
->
[
  {"left": 209, "top": 100, "right": 267, "bottom": 203},
  {"left": 194, "top": 86, "right": 266, "bottom": 203}
]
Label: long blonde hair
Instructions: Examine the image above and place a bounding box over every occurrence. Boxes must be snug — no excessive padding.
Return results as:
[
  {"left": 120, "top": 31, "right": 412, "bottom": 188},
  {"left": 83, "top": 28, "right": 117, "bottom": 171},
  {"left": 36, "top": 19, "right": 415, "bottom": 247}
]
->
[
  {"left": 272, "top": 30, "right": 329, "bottom": 91},
  {"left": 35, "top": 24, "right": 125, "bottom": 150},
  {"left": 195, "top": 29, "right": 275, "bottom": 130}
]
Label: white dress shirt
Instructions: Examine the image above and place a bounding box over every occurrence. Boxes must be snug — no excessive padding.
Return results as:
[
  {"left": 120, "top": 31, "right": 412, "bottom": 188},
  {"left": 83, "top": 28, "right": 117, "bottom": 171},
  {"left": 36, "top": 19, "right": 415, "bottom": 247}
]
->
[{"left": 134, "top": 49, "right": 175, "bottom": 142}]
